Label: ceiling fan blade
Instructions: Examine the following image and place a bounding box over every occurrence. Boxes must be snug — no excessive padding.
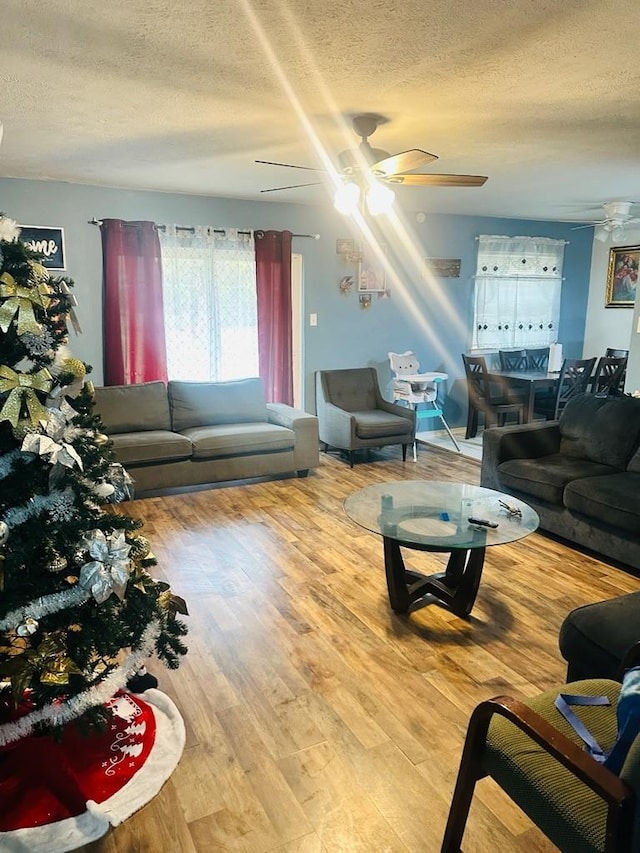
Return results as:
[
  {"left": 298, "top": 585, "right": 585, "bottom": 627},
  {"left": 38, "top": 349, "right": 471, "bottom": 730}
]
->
[
  {"left": 371, "top": 149, "right": 438, "bottom": 178},
  {"left": 386, "top": 173, "right": 488, "bottom": 187},
  {"left": 255, "top": 159, "right": 326, "bottom": 172},
  {"left": 260, "top": 182, "right": 324, "bottom": 193},
  {"left": 571, "top": 220, "right": 607, "bottom": 230}
]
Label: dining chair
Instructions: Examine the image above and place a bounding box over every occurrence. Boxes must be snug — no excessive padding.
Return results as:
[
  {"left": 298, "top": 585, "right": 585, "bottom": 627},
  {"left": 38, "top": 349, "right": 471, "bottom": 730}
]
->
[
  {"left": 526, "top": 347, "right": 550, "bottom": 370},
  {"left": 591, "top": 356, "right": 628, "bottom": 396},
  {"left": 388, "top": 351, "right": 460, "bottom": 457},
  {"left": 605, "top": 348, "right": 629, "bottom": 358},
  {"left": 498, "top": 349, "right": 527, "bottom": 370},
  {"left": 315, "top": 367, "right": 415, "bottom": 467},
  {"left": 534, "top": 357, "right": 597, "bottom": 420},
  {"left": 441, "top": 677, "right": 639, "bottom": 853},
  {"left": 461, "top": 354, "right": 525, "bottom": 439}
]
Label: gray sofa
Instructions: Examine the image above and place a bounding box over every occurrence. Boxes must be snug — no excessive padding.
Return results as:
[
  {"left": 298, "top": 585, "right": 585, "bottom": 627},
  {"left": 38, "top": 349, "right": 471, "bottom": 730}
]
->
[
  {"left": 93, "top": 378, "right": 319, "bottom": 494},
  {"left": 481, "top": 393, "right": 640, "bottom": 570}
]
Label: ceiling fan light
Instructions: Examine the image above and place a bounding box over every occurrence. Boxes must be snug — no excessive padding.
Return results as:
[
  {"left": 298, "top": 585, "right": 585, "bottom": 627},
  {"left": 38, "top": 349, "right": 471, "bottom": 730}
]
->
[
  {"left": 366, "top": 182, "right": 395, "bottom": 216},
  {"left": 611, "top": 225, "right": 625, "bottom": 241},
  {"left": 334, "top": 182, "right": 360, "bottom": 214},
  {"left": 594, "top": 226, "right": 610, "bottom": 242}
]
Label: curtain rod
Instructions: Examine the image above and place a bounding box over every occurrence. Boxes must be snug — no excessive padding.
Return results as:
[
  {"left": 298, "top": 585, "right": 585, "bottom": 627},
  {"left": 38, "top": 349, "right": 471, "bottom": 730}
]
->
[
  {"left": 474, "top": 235, "right": 570, "bottom": 245},
  {"left": 88, "top": 219, "right": 320, "bottom": 239}
]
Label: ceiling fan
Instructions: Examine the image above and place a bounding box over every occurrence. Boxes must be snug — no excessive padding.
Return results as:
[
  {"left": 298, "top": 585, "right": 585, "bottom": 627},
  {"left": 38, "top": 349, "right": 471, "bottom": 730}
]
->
[
  {"left": 256, "top": 114, "right": 488, "bottom": 212},
  {"left": 572, "top": 201, "right": 640, "bottom": 242}
]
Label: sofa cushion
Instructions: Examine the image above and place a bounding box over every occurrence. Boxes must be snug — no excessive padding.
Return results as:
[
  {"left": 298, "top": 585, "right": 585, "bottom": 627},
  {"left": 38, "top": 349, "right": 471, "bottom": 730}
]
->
[
  {"left": 93, "top": 381, "right": 171, "bottom": 433},
  {"left": 321, "top": 368, "right": 379, "bottom": 411},
  {"left": 497, "top": 453, "right": 617, "bottom": 504},
  {"left": 353, "top": 410, "right": 413, "bottom": 440},
  {"left": 108, "top": 431, "right": 192, "bottom": 465},
  {"left": 559, "top": 393, "right": 640, "bottom": 468},
  {"left": 169, "top": 378, "right": 268, "bottom": 432},
  {"left": 627, "top": 444, "right": 640, "bottom": 473},
  {"left": 182, "top": 423, "right": 294, "bottom": 459},
  {"left": 564, "top": 472, "right": 640, "bottom": 533},
  {"left": 559, "top": 592, "right": 640, "bottom": 681}
]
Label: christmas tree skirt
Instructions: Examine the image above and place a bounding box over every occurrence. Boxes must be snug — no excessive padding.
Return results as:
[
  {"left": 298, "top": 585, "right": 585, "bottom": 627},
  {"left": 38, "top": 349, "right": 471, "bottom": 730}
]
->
[{"left": 0, "top": 689, "right": 185, "bottom": 852}]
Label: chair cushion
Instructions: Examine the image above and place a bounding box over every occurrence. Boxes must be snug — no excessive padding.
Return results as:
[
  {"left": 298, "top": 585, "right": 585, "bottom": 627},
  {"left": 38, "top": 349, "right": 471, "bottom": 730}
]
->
[
  {"left": 169, "top": 378, "right": 268, "bottom": 431},
  {"left": 559, "top": 593, "right": 640, "bottom": 681},
  {"left": 485, "top": 678, "right": 623, "bottom": 853},
  {"left": 108, "top": 431, "right": 192, "bottom": 465},
  {"left": 497, "top": 454, "right": 617, "bottom": 504},
  {"left": 93, "top": 381, "right": 171, "bottom": 433},
  {"left": 352, "top": 410, "right": 413, "bottom": 440},
  {"left": 563, "top": 472, "right": 640, "bottom": 533},
  {"left": 321, "top": 368, "right": 379, "bottom": 412},
  {"left": 559, "top": 394, "right": 640, "bottom": 468},
  {"left": 182, "top": 423, "right": 294, "bottom": 459}
]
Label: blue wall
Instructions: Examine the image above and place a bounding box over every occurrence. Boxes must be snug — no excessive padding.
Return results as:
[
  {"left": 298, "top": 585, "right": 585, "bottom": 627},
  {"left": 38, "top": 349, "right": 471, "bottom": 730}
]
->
[{"left": 0, "top": 177, "right": 593, "bottom": 426}]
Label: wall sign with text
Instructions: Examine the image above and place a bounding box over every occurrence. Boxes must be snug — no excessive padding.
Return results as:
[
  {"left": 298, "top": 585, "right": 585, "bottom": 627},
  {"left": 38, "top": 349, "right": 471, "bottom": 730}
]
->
[
  {"left": 424, "top": 258, "right": 461, "bottom": 278},
  {"left": 19, "top": 226, "right": 66, "bottom": 271}
]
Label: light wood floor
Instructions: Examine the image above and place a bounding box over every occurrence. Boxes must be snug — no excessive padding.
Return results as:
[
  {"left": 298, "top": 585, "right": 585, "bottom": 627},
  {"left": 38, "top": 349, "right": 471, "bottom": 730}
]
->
[{"left": 81, "top": 445, "right": 639, "bottom": 853}]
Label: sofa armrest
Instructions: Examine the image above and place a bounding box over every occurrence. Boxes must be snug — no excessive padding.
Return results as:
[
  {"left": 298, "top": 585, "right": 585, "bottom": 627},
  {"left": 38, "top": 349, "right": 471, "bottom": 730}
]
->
[
  {"left": 267, "top": 403, "right": 319, "bottom": 471},
  {"left": 481, "top": 421, "right": 561, "bottom": 489},
  {"left": 267, "top": 402, "right": 316, "bottom": 431},
  {"left": 313, "top": 400, "right": 356, "bottom": 446}
]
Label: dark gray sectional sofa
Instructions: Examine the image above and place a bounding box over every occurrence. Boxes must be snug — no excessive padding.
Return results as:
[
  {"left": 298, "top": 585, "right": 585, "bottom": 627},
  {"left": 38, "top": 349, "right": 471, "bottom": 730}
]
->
[
  {"left": 481, "top": 393, "right": 640, "bottom": 570},
  {"left": 93, "top": 378, "right": 319, "bottom": 495}
]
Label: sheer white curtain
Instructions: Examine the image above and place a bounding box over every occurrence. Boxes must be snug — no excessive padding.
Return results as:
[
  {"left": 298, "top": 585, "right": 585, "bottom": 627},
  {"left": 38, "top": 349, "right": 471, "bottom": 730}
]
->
[
  {"left": 472, "top": 235, "right": 565, "bottom": 350},
  {"left": 159, "top": 226, "right": 258, "bottom": 381}
]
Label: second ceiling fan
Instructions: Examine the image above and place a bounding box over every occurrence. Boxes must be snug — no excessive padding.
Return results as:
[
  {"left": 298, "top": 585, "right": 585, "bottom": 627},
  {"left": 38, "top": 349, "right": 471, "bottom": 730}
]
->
[{"left": 256, "top": 114, "right": 488, "bottom": 195}]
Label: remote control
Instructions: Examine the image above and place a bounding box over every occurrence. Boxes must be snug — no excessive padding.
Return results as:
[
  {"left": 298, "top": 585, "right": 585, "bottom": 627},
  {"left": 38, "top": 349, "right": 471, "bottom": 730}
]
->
[{"left": 468, "top": 517, "right": 499, "bottom": 528}]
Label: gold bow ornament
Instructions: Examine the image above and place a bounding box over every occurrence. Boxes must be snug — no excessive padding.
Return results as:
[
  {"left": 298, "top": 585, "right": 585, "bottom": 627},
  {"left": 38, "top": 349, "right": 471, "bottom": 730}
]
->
[
  {"left": 0, "top": 365, "right": 53, "bottom": 428},
  {"left": 0, "top": 634, "right": 82, "bottom": 698},
  {"left": 0, "top": 271, "right": 52, "bottom": 336}
]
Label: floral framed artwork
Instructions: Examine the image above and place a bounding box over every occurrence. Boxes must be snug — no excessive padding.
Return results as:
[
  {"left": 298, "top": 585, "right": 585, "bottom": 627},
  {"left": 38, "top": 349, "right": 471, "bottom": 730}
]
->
[
  {"left": 606, "top": 245, "right": 640, "bottom": 307},
  {"left": 358, "top": 245, "right": 387, "bottom": 292}
]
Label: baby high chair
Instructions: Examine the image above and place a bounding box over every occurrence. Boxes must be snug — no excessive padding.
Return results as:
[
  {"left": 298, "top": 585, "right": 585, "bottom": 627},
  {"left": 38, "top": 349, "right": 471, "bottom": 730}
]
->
[{"left": 388, "top": 351, "right": 461, "bottom": 459}]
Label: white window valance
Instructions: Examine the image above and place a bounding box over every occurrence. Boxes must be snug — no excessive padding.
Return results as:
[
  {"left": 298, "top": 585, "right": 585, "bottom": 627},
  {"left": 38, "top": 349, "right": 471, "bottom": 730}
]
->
[{"left": 472, "top": 235, "right": 566, "bottom": 351}]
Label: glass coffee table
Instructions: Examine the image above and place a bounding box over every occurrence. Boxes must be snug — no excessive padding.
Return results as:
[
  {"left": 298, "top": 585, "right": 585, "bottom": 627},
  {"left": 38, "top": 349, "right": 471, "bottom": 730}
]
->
[{"left": 344, "top": 481, "right": 538, "bottom": 618}]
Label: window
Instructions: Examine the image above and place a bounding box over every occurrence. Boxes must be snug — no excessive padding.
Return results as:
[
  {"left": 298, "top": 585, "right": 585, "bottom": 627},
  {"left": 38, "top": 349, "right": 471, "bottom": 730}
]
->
[
  {"left": 159, "top": 226, "right": 258, "bottom": 381},
  {"left": 472, "top": 235, "right": 565, "bottom": 351}
]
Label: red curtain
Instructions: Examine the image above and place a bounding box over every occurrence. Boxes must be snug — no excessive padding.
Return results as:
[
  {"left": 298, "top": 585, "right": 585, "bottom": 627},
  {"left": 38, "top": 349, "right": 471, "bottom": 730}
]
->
[
  {"left": 254, "top": 230, "right": 293, "bottom": 404},
  {"left": 101, "top": 219, "right": 168, "bottom": 385}
]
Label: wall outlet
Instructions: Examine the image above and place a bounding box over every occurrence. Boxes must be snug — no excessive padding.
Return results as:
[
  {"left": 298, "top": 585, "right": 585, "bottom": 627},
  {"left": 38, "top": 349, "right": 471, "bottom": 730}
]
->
[{"left": 309, "top": 313, "right": 317, "bottom": 326}]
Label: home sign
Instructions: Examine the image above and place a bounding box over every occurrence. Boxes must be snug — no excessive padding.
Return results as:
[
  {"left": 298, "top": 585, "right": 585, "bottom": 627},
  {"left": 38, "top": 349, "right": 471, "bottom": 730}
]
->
[{"left": 19, "top": 225, "right": 66, "bottom": 271}]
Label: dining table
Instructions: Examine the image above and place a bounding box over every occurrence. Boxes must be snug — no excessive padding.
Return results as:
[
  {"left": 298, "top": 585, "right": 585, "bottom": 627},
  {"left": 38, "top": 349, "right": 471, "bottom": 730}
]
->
[{"left": 483, "top": 368, "right": 559, "bottom": 424}]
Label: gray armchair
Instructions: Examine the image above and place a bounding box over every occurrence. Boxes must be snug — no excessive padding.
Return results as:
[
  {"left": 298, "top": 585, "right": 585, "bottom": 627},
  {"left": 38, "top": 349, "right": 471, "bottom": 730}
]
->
[{"left": 315, "top": 367, "right": 415, "bottom": 467}]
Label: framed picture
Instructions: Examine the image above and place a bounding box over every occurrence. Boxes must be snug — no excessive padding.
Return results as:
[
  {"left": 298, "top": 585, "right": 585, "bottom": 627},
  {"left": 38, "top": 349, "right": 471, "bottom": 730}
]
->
[
  {"left": 605, "top": 245, "right": 639, "bottom": 307},
  {"left": 336, "top": 238, "right": 355, "bottom": 255},
  {"left": 19, "top": 225, "right": 66, "bottom": 271},
  {"left": 358, "top": 246, "right": 387, "bottom": 292},
  {"left": 424, "top": 257, "right": 461, "bottom": 278}
]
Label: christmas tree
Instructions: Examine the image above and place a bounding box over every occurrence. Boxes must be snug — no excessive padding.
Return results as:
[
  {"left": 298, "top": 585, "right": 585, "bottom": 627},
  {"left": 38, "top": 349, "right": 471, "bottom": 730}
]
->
[{"left": 0, "top": 214, "right": 188, "bottom": 747}]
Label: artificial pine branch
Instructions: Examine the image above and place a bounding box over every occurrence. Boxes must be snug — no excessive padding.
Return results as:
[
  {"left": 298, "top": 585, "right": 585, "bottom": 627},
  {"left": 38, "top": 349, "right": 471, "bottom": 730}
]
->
[{"left": 0, "top": 216, "right": 188, "bottom": 741}]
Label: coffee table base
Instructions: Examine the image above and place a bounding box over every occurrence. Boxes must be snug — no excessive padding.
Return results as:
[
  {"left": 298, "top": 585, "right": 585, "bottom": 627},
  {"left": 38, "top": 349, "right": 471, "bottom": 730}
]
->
[{"left": 383, "top": 537, "right": 486, "bottom": 618}]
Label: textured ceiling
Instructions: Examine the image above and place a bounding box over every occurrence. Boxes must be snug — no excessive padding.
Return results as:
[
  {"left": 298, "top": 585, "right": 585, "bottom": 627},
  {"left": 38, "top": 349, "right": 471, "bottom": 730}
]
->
[{"left": 1, "top": 0, "right": 640, "bottom": 222}]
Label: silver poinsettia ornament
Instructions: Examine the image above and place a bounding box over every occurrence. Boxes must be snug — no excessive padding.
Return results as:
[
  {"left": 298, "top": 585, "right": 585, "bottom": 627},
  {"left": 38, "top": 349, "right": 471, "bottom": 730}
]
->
[{"left": 79, "top": 529, "right": 132, "bottom": 603}]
